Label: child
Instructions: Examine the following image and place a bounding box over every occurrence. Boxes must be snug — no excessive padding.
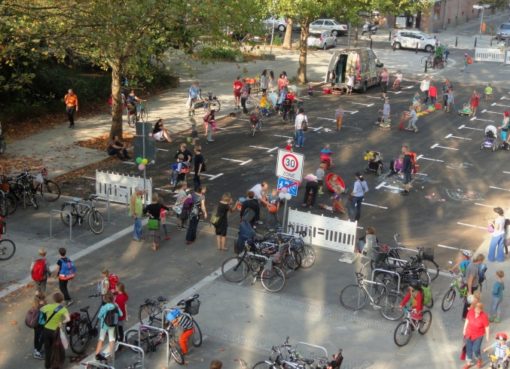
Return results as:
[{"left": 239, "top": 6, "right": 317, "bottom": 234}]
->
[
  {"left": 166, "top": 308, "right": 194, "bottom": 355},
  {"left": 259, "top": 92, "right": 272, "bottom": 116},
  {"left": 335, "top": 106, "right": 344, "bottom": 131},
  {"left": 393, "top": 71, "right": 403, "bottom": 90},
  {"left": 490, "top": 271, "right": 505, "bottom": 323},
  {"left": 483, "top": 333, "right": 510, "bottom": 368},
  {"left": 170, "top": 155, "right": 184, "bottom": 187},
  {"left": 285, "top": 139, "right": 293, "bottom": 152},
  {"left": 160, "top": 206, "right": 170, "bottom": 241},
  {"left": 319, "top": 144, "right": 333, "bottom": 169},
  {"left": 31, "top": 247, "right": 50, "bottom": 296},
  {"left": 346, "top": 74, "right": 354, "bottom": 95},
  {"left": 307, "top": 83, "right": 314, "bottom": 96},
  {"left": 316, "top": 162, "right": 327, "bottom": 195},
  {"left": 357, "top": 226, "right": 377, "bottom": 256},
  {"left": 485, "top": 83, "right": 494, "bottom": 101}
]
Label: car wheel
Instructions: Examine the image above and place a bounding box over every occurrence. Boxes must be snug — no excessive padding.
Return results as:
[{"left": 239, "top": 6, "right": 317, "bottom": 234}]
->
[
  {"left": 278, "top": 25, "right": 286, "bottom": 32},
  {"left": 331, "top": 30, "right": 338, "bottom": 37},
  {"left": 425, "top": 45, "right": 433, "bottom": 53},
  {"left": 323, "top": 43, "right": 328, "bottom": 50},
  {"left": 394, "top": 42, "right": 401, "bottom": 49}
]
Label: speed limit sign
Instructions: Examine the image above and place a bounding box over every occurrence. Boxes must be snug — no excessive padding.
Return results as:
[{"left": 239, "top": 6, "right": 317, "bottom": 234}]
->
[{"left": 276, "top": 149, "right": 304, "bottom": 182}]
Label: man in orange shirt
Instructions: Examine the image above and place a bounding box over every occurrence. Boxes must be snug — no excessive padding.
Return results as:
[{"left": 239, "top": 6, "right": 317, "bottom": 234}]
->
[{"left": 64, "top": 89, "right": 79, "bottom": 128}]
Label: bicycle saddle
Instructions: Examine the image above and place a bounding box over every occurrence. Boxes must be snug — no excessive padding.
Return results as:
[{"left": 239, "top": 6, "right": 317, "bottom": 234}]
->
[
  {"left": 80, "top": 306, "right": 89, "bottom": 313},
  {"left": 303, "top": 358, "right": 314, "bottom": 365},
  {"left": 157, "top": 296, "right": 167, "bottom": 302}
]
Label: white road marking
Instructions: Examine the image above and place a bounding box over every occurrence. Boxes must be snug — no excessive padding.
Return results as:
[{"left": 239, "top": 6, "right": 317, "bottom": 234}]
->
[
  {"left": 240, "top": 159, "right": 253, "bottom": 166},
  {"left": 437, "top": 244, "right": 461, "bottom": 251},
  {"left": 362, "top": 202, "right": 388, "bottom": 210},
  {"left": 431, "top": 143, "right": 459, "bottom": 151},
  {"left": 389, "top": 91, "right": 402, "bottom": 95},
  {"left": 122, "top": 161, "right": 136, "bottom": 165},
  {"left": 250, "top": 145, "right": 279, "bottom": 153},
  {"left": 416, "top": 173, "right": 428, "bottom": 176},
  {"left": 475, "top": 202, "right": 497, "bottom": 208},
  {"left": 492, "top": 102, "right": 510, "bottom": 108},
  {"left": 344, "top": 110, "right": 358, "bottom": 115},
  {"left": 366, "top": 95, "right": 382, "bottom": 99},
  {"left": 313, "top": 126, "right": 323, "bottom": 132},
  {"left": 416, "top": 154, "right": 444, "bottom": 162},
  {"left": 375, "top": 181, "right": 402, "bottom": 191},
  {"left": 457, "top": 222, "right": 486, "bottom": 230},
  {"left": 274, "top": 134, "right": 293, "bottom": 139},
  {"left": 470, "top": 116, "right": 495, "bottom": 123},
  {"left": 481, "top": 109, "right": 504, "bottom": 115},
  {"left": 221, "top": 158, "right": 253, "bottom": 166},
  {"left": 489, "top": 185, "right": 510, "bottom": 192},
  {"left": 504, "top": 171, "right": 510, "bottom": 174},
  {"left": 154, "top": 187, "right": 174, "bottom": 193},
  {"left": 404, "top": 85, "right": 414, "bottom": 90},
  {"left": 444, "top": 133, "right": 472, "bottom": 141},
  {"left": 351, "top": 102, "right": 374, "bottom": 107},
  {"left": 156, "top": 148, "right": 169, "bottom": 152},
  {"left": 500, "top": 96, "right": 509, "bottom": 100},
  {"left": 458, "top": 124, "right": 483, "bottom": 131}
]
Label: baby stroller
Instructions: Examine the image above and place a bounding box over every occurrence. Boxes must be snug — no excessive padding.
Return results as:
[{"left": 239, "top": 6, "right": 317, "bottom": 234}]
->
[
  {"left": 481, "top": 125, "right": 498, "bottom": 152},
  {"left": 364, "top": 150, "right": 384, "bottom": 176},
  {"left": 458, "top": 103, "right": 473, "bottom": 117}
]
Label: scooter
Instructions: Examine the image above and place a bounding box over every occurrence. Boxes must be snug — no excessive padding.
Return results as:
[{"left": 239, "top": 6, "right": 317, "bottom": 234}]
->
[
  {"left": 0, "top": 122, "right": 6, "bottom": 154},
  {"left": 361, "top": 22, "right": 378, "bottom": 35}
]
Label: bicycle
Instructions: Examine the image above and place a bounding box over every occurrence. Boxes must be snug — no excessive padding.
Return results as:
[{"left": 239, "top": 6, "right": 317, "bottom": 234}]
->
[
  {"left": 221, "top": 242, "right": 286, "bottom": 292},
  {"left": 67, "top": 294, "right": 102, "bottom": 354},
  {"left": 0, "top": 216, "right": 15, "bottom": 260},
  {"left": 203, "top": 92, "right": 221, "bottom": 112},
  {"left": 32, "top": 167, "right": 61, "bottom": 202},
  {"left": 339, "top": 272, "right": 402, "bottom": 321},
  {"left": 60, "top": 194, "right": 104, "bottom": 234},
  {"left": 250, "top": 115, "right": 262, "bottom": 137},
  {"left": 441, "top": 270, "right": 468, "bottom": 311},
  {"left": 8, "top": 171, "right": 38, "bottom": 210},
  {"left": 393, "top": 307, "right": 432, "bottom": 347}
]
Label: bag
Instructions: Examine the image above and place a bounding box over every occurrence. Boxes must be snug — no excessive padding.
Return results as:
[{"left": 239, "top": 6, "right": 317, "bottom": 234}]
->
[
  {"left": 478, "top": 263, "right": 488, "bottom": 285},
  {"left": 43, "top": 305, "right": 63, "bottom": 328},
  {"left": 147, "top": 218, "right": 160, "bottom": 230},
  {"left": 422, "top": 285, "right": 432, "bottom": 307},
  {"left": 172, "top": 205, "right": 182, "bottom": 215},
  {"left": 104, "top": 306, "right": 119, "bottom": 327},
  {"left": 25, "top": 307, "right": 41, "bottom": 328},
  {"left": 32, "top": 259, "right": 47, "bottom": 282},
  {"left": 467, "top": 56, "right": 473, "bottom": 64},
  {"left": 302, "top": 119, "right": 308, "bottom": 131},
  {"left": 59, "top": 327, "right": 69, "bottom": 350},
  {"left": 59, "top": 258, "right": 76, "bottom": 281},
  {"left": 210, "top": 214, "right": 220, "bottom": 226}
]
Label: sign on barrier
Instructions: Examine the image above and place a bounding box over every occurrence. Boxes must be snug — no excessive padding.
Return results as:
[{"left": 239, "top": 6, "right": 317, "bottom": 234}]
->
[
  {"left": 474, "top": 47, "right": 505, "bottom": 63},
  {"left": 505, "top": 51, "right": 510, "bottom": 65},
  {"left": 95, "top": 170, "right": 152, "bottom": 205},
  {"left": 287, "top": 208, "right": 357, "bottom": 253}
]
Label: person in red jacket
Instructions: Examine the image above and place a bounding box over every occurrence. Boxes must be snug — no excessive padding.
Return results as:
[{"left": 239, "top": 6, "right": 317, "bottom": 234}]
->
[
  {"left": 470, "top": 90, "right": 480, "bottom": 117},
  {"left": 400, "top": 280, "right": 423, "bottom": 321},
  {"left": 428, "top": 84, "right": 437, "bottom": 105},
  {"left": 233, "top": 76, "right": 244, "bottom": 110}
]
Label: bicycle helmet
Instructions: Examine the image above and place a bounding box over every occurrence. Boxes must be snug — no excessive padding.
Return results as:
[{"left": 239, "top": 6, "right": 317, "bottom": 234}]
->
[
  {"left": 166, "top": 308, "right": 181, "bottom": 322},
  {"left": 496, "top": 333, "right": 508, "bottom": 341},
  {"left": 409, "top": 279, "right": 422, "bottom": 290},
  {"left": 461, "top": 250, "right": 473, "bottom": 258}
]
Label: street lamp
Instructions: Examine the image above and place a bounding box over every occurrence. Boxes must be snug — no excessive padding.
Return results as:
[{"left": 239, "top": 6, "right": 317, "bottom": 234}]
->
[{"left": 473, "top": 4, "right": 491, "bottom": 35}]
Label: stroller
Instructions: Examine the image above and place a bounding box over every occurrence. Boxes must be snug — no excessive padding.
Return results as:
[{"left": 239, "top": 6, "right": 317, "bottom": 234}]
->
[
  {"left": 481, "top": 125, "right": 498, "bottom": 152},
  {"left": 364, "top": 150, "right": 384, "bottom": 176},
  {"left": 458, "top": 103, "right": 473, "bottom": 117}
]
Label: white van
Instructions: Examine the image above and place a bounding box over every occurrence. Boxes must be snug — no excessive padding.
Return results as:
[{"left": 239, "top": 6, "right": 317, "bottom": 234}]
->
[{"left": 325, "top": 48, "right": 383, "bottom": 92}]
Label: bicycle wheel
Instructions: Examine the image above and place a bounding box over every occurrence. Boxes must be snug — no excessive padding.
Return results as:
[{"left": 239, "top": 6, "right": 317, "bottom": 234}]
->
[
  {"left": 418, "top": 310, "right": 433, "bottom": 335},
  {"left": 283, "top": 249, "right": 302, "bottom": 271},
  {"left": 40, "top": 180, "right": 61, "bottom": 202},
  {"left": 138, "top": 303, "right": 163, "bottom": 325},
  {"left": 191, "top": 320, "right": 202, "bottom": 347},
  {"left": 125, "top": 329, "right": 149, "bottom": 353},
  {"left": 394, "top": 320, "right": 412, "bottom": 347},
  {"left": 417, "top": 269, "right": 431, "bottom": 286},
  {"left": 69, "top": 319, "right": 91, "bottom": 354},
  {"left": 0, "top": 239, "right": 15, "bottom": 260},
  {"left": 5, "top": 193, "right": 16, "bottom": 215},
  {"left": 299, "top": 245, "right": 316, "bottom": 268},
  {"left": 380, "top": 291, "right": 405, "bottom": 321},
  {"left": 61, "top": 203, "right": 78, "bottom": 226},
  {"left": 441, "top": 287, "right": 456, "bottom": 312},
  {"left": 88, "top": 210, "right": 104, "bottom": 234},
  {"left": 423, "top": 259, "right": 440, "bottom": 281},
  {"left": 339, "top": 284, "right": 368, "bottom": 311},
  {"left": 221, "top": 256, "right": 249, "bottom": 283},
  {"left": 260, "top": 265, "right": 286, "bottom": 292},
  {"left": 169, "top": 338, "right": 184, "bottom": 365}
]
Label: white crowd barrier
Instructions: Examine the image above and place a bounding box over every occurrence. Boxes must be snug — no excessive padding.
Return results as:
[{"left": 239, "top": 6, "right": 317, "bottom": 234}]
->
[
  {"left": 474, "top": 47, "right": 505, "bottom": 63},
  {"left": 95, "top": 170, "right": 152, "bottom": 205}
]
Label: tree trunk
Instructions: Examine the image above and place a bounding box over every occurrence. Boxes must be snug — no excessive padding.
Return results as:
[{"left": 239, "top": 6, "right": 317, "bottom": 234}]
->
[
  {"left": 297, "top": 22, "right": 309, "bottom": 85},
  {"left": 283, "top": 18, "right": 293, "bottom": 49},
  {"left": 110, "top": 60, "right": 123, "bottom": 139}
]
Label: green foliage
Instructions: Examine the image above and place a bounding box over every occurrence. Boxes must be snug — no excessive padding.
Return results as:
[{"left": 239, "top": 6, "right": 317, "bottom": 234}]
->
[
  {"left": 196, "top": 47, "right": 243, "bottom": 61},
  {"left": 480, "top": 0, "right": 507, "bottom": 9}
]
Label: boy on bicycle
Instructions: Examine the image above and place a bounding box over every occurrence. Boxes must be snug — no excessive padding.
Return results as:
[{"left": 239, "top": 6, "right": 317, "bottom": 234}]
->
[
  {"left": 484, "top": 333, "right": 510, "bottom": 368},
  {"left": 400, "top": 280, "right": 424, "bottom": 321},
  {"left": 166, "top": 308, "right": 194, "bottom": 355}
]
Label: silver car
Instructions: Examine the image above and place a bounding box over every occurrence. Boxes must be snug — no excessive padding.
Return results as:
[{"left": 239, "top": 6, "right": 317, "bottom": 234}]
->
[
  {"left": 309, "top": 19, "right": 348, "bottom": 37},
  {"left": 391, "top": 30, "right": 436, "bottom": 52},
  {"left": 496, "top": 23, "right": 510, "bottom": 40},
  {"left": 307, "top": 31, "right": 337, "bottom": 49}
]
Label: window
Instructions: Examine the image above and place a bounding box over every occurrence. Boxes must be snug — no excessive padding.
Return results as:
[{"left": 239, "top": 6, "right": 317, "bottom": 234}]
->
[
  {"left": 324, "top": 20, "right": 334, "bottom": 26},
  {"left": 501, "top": 24, "right": 510, "bottom": 30}
]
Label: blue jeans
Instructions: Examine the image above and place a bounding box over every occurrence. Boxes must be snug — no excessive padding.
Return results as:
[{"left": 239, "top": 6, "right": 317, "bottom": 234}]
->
[
  {"left": 488, "top": 233, "right": 505, "bottom": 262},
  {"left": 295, "top": 129, "right": 304, "bottom": 147},
  {"left": 465, "top": 336, "right": 483, "bottom": 364},
  {"left": 491, "top": 296, "right": 502, "bottom": 319},
  {"left": 351, "top": 196, "right": 364, "bottom": 221},
  {"left": 133, "top": 217, "right": 142, "bottom": 240}
]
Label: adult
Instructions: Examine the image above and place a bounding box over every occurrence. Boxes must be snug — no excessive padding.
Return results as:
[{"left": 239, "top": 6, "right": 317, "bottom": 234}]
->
[
  {"left": 152, "top": 119, "right": 172, "bottom": 143},
  {"left": 107, "top": 135, "right": 130, "bottom": 160},
  {"left": 277, "top": 72, "right": 289, "bottom": 93},
  {"left": 95, "top": 292, "right": 123, "bottom": 361},
  {"left": 462, "top": 302, "right": 490, "bottom": 369},
  {"left": 240, "top": 81, "right": 251, "bottom": 114},
  {"left": 235, "top": 209, "right": 257, "bottom": 254},
  {"left": 335, "top": 106, "right": 345, "bottom": 131},
  {"left": 259, "top": 70, "right": 269, "bottom": 94},
  {"left": 382, "top": 98, "right": 391, "bottom": 123},
  {"left": 401, "top": 145, "right": 413, "bottom": 195},
  {"left": 294, "top": 107, "right": 308, "bottom": 148},
  {"left": 379, "top": 68, "right": 389, "bottom": 99},
  {"left": 268, "top": 70, "right": 276, "bottom": 92},
  {"left": 470, "top": 90, "right": 480, "bottom": 117},
  {"left": 143, "top": 194, "right": 169, "bottom": 251},
  {"left": 420, "top": 76, "right": 431, "bottom": 104},
  {"left": 126, "top": 89, "right": 143, "bottom": 116},
  {"left": 175, "top": 143, "right": 193, "bottom": 166},
  {"left": 446, "top": 88, "right": 455, "bottom": 113},
  {"left": 488, "top": 207, "right": 506, "bottom": 262},
  {"left": 349, "top": 172, "right": 369, "bottom": 222},
  {"left": 428, "top": 83, "right": 437, "bottom": 105},
  {"left": 463, "top": 53, "right": 471, "bottom": 73},
  {"left": 463, "top": 254, "right": 486, "bottom": 319},
  {"left": 193, "top": 146, "right": 206, "bottom": 191},
  {"left": 213, "top": 193, "right": 236, "bottom": 251},
  {"left": 185, "top": 186, "right": 207, "bottom": 245},
  {"left": 302, "top": 174, "right": 319, "bottom": 208},
  {"left": 40, "top": 292, "right": 70, "bottom": 369},
  {"left": 187, "top": 81, "right": 201, "bottom": 116},
  {"left": 249, "top": 181, "right": 268, "bottom": 201},
  {"left": 499, "top": 111, "right": 510, "bottom": 148},
  {"left": 174, "top": 181, "right": 191, "bottom": 230},
  {"left": 129, "top": 188, "right": 144, "bottom": 241},
  {"left": 115, "top": 282, "right": 128, "bottom": 342},
  {"left": 233, "top": 76, "right": 244, "bottom": 110},
  {"left": 64, "top": 89, "right": 79, "bottom": 128},
  {"left": 240, "top": 191, "right": 260, "bottom": 226},
  {"left": 442, "top": 79, "right": 453, "bottom": 109}
]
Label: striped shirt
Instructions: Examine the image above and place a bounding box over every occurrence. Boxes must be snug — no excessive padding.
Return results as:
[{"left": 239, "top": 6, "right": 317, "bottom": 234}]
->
[{"left": 177, "top": 313, "right": 194, "bottom": 330}]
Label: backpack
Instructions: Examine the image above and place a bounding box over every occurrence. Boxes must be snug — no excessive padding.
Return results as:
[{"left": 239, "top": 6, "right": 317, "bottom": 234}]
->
[
  {"left": 478, "top": 263, "right": 488, "bottom": 286},
  {"left": 190, "top": 194, "right": 202, "bottom": 218},
  {"left": 421, "top": 285, "right": 432, "bottom": 307},
  {"left": 59, "top": 258, "right": 76, "bottom": 281},
  {"left": 241, "top": 86, "right": 250, "bottom": 98},
  {"left": 249, "top": 113, "right": 259, "bottom": 124},
  {"left": 32, "top": 258, "right": 47, "bottom": 282},
  {"left": 104, "top": 306, "right": 119, "bottom": 327},
  {"left": 25, "top": 307, "right": 41, "bottom": 328},
  {"left": 108, "top": 274, "right": 119, "bottom": 292}
]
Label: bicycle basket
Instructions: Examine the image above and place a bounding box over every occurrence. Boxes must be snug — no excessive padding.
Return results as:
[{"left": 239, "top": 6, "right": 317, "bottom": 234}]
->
[
  {"left": 420, "top": 247, "right": 434, "bottom": 261},
  {"left": 185, "top": 299, "right": 201, "bottom": 315}
]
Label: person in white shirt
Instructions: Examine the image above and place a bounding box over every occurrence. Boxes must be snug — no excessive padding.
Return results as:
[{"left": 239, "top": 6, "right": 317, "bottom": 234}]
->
[
  {"left": 249, "top": 182, "right": 268, "bottom": 201},
  {"left": 349, "top": 172, "right": 369, "bottom": 222},
  {"left": 488, "top": 207, "right": 507, "bottom": 262},
  {"left": 294, "top": 107, "right": 308, "bottom": 148}
]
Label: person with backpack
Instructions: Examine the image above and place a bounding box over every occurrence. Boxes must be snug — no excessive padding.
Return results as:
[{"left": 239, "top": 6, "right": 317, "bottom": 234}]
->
[
  {"left": 55, "top": 247, "right": 76, "bottom": 306},
  {"left": 488, "top": 207, "right": 507, "bottom": 262},
  {"left": 114, "top": 282, "right": 129, "bottom": 342},
  {"left": 143, "top": 194, "right": 169, "bottom": 251},
  {"left": 31, "top": 247, "right": 50, "bottom": 296},
  {"left": 185, "top": 186, "right": 208, "bottom": 245},
  {"left": 40, "top": 292, "right": 70, "bottom": 369},
  {"left": 26, "top": 293, "right": 47, "bottom": 359},
  {"left": 95, "top": 292, "right": 123, "bottom": 362},
  {"left": 463, "top": 254, "right": 486, "bottom": 319}
]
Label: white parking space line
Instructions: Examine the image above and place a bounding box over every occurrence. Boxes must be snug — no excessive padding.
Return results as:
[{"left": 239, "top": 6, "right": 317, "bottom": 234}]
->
[
  {"left": 249, "top": 145, "right": 279, "bottom": 153},
  {"left": 122, "top": 161, "right": 136, "bottom": 165},
  {"left": 437, "top": 243, "right": 462, "bottom": 251},
  {"left": 500, "top": 96, "right": 509, "bottom": 100},
  {"left": 458, "top": 124, "right": 483, "bottom": 131},
  {"left": 416, "top": 154, "right": 444, "bottom": 163},
  {"left": 273, "top": 134, "right": 293, "bottom": 139},
  {"left": 362, "top": 202, "right": 388, "bottom": 210},
  {"left": 481, "top": 109, "right": 504, "bottom": 115},
  {"left": 192, "top": 172, "right": 224, "bottom": 180},
  {"left": 388, "top": 91, "right": 402, "bottom": 95},
  {"left": 221, "top": 158, "right": 253, "bottom": 166},
  {"left": 416, "top": 172, "right": 428, "bottom": 176},
  {"left": 475, "top": 202, "right": 497, "bottom": 208},
  {"left": 445, "top": 133, "right": 472, "bottom": 141},
  {"left": 312, "top": 126, "right": 323, "bottom": 132},
  {"left": 457, "top": 222, "right": 486, "bottom": 230},
  {"left": 504, "top": 171, "right": 510, "bottom": 174},
  {"left": 489, "top": 185, "right": 510, "bottom": 192},
  {"left": 492, "top": 102, "right": 510, "bottom": 108},
  {"left": 375, "top": 181, "right": 402, "bottom": 191},
  {"left": 404, "top": 85, "right": 414, "bottom": 90},
  {"left": 366, "top": 95, "right": 382, "bottom": 100},
  {"left": 351, "top": 102, "right": 374, "bottom": 107},
  {"left": 156, "top": 148, "right": 170, "bottom": 152},
  {"left": 470, "top": 116, "right": 495, "bottom": 123},
  {"left": 431, "top": 143, "right": 459, "bottom": 151}
]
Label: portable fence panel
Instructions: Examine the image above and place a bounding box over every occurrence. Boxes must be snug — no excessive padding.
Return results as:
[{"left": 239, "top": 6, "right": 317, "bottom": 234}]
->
[
  {"left": 95, "top": 170, "right": 152, "bottom": 205},
  {"left": 474, "top": 47, "right": 505, "bottom": 63},
  {"left": 287, "top": 208, "right": 357, "bottom": 253}
]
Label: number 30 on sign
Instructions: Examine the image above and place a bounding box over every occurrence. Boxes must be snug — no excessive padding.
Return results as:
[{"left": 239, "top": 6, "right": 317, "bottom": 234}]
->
[{"left": 276, "top": 149, "right": 304, "bottom": 182}]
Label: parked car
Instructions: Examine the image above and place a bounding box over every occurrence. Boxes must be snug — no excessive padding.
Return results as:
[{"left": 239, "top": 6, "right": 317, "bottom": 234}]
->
[
  {"left": 496, "top": 23, "right": 510, "bottom": 40},
  {"left": 391, "top": 30, "right": 437, "bottom": 52},
  {"left": 309, "top": 19, "right": 348, "bottom": 37},
  {"left": 307, "top": 31, "right": 337, "bottom": 49},
  {"left": 263, "top": 16, "right": 288, "bottom": 32}
]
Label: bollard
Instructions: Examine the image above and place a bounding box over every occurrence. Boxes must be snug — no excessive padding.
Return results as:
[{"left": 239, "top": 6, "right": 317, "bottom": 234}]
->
[
  {"left": 490, "top": 38, "right": 493, "bottom": 46},
  {"left": 415, "top": 42, "right": 419, "bottom": 53},
  {"left": 424, "top": 59, "right": 428, "bottom": 73},
  {"left": 370, "top": 38, "right": 373, "bottom": 49},
  {"left": 474, "top": 37, "right": 477, "bottom": 48},
  {"left": 455, "top": 36, "right": 458, "bottom": 47},
  {"left": 388, "top": 30, "right": 391, "bottom": 41}
]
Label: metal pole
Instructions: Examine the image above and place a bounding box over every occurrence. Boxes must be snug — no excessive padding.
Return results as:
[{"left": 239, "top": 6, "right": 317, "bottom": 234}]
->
[
  {"left": 142, "top": 121, "right": 146, "bottom": 199},
  {"left": 106, "top": 189, "right": 111, "bottom": 223},
  {"left": 388, "top": 29, "right": 392, "bottom": 41},
  {"left": 455, "top": 36, "right": 458, "bottom": 47},
  {"left": 347, "top": 22, "right": 351, "bottom": 47},
  {"left": 424, "top": 59, "right": 428, "bottom": 73},
  {"left": 68, "top": 212, "right": 72, "bottom": 240},
  {"left": 415, "top": 42, "right": 418, "bottom": 53},
  {"left": 474, "top": 37, "right": 477, "bottom": 48},
  {"left": 283, "top": 198, "right": 288, "bottom": 233},
  {"left": 480, "top": 8, "right": 484, "bottom": 35},
  {"left": 370, "top": 37, "right": 373, "bottom": 49}
]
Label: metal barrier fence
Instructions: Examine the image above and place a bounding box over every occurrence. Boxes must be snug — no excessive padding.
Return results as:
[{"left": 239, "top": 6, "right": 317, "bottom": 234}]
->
[
  {"left": 96, "top": 171, "right": 152, "bottom": 205},
  {"left": 474, "top": 47, "right": 505, "bottom": 63}
]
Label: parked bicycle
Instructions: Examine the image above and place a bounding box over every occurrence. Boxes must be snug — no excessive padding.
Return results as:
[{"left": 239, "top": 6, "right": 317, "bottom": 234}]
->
[
  {"left": 393, "top": 307, "right": 432, "bottom": 347},
  {"left": 8, "top": 170, "right": 39, "bottom": 210},
  {"left": 0, "top": 216, "right": 15, "bottom": 260},
  {"left": 441, "top": 269, "right": 468, "bottom": 312},
  {"left": 67, "top": 294, "right": 103, "bottom": 354},
  {"left": 60, "top": 194, "right": 104, "bottom": 234},
  {"left": 127, "top": 101, "right": 148, "bottom": 127},
  {"left": 32, "top": 167, "right": 61, "bottom": 202}
]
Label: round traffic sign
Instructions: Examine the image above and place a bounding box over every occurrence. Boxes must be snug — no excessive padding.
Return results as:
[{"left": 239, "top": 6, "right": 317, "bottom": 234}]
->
[{"left": 281, "top": 153, "right": 299, "bottom": 172}]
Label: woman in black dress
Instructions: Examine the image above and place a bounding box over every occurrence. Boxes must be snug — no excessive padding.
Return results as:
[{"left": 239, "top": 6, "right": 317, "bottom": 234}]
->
[{"left": 214, "top": 193, "right": 236, "bottom": 251}]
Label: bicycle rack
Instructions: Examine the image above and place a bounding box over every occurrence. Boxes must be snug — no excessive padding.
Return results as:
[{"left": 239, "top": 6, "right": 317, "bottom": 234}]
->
[
  {"left": 295, "top": 342, "right": 328, "bottom": 362},
  {"left": 138, "top": 323, "right": 169, "bottom": 368},
  {"left": 49, "top": 209, "right": 72, "bottom": 240},
  {"left": 114, "top": 341, "right": 145, "bottom": 369},
  {"left": 96, "top": 188, "right": 112, "bottom": 223},
  {"left": 371, "top": 268, "right": 402, "bottom": 293}
]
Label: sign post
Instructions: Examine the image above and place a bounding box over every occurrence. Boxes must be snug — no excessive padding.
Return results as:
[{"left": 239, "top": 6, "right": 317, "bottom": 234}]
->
[{"left": 276, "top": 149, "right": 304, "bottom": 232}]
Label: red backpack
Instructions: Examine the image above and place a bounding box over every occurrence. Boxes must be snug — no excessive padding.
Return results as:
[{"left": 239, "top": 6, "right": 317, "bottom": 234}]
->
[{"left": 31, "top": 259, "right": 46, "bottom": 282}]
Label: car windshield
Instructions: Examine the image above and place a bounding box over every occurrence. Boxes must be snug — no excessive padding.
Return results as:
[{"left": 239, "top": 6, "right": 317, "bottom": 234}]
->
[
  {"left": 309, "top": 32, "right": 323, "bottom": 38},
  {"left": 501, "top": 24, "right": 510, "bottom": 30}
]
